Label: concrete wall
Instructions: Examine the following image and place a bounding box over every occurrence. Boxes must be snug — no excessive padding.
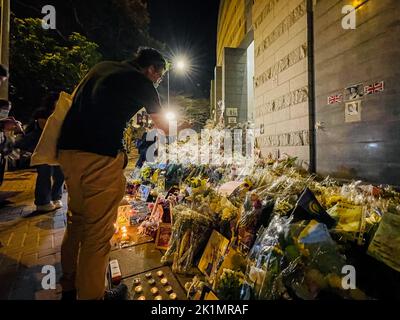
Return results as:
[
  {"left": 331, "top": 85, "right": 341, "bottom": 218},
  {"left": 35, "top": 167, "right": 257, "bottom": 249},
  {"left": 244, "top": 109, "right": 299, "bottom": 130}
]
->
[
  {"left": 314, "top": 0, "right": 400, "bottom": 185},
  {"left": 253, "top": 0, "right": 310, "bottom": 164},
  {"left": 223, "top": 48, "right": 248, "bottom": 125}
]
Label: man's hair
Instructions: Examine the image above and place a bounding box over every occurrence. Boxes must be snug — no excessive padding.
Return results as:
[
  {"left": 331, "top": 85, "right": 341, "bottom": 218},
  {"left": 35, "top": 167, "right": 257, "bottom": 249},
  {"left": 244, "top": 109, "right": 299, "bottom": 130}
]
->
[
  {"left": 0, "top": 64, "right": 8, "bottom": 78},
  {"left": 132, "top": 47, "right": 167, "bottom": 72},
  {"left": 0, "top": 99, "right": 10, "bottom": 108}
]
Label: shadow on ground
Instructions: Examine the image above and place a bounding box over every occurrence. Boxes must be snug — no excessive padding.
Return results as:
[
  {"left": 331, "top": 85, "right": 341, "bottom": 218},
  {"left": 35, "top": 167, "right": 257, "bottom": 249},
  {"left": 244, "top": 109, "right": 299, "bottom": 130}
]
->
[{"left": 0, "top": 253, "right": 62, "bottom": 300}]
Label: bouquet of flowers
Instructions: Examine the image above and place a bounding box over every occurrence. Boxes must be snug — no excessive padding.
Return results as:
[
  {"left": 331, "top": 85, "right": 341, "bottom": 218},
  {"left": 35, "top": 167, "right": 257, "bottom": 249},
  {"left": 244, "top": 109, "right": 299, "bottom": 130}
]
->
[{"left": 161, "top": 205, "right": 215, "bottom": 274}]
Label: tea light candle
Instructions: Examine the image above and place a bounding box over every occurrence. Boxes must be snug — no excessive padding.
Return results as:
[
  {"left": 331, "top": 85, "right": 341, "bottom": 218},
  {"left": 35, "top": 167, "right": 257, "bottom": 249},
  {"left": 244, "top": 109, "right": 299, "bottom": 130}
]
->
[
  {"left": 121, "top": 233, "right": 129, "bottom": 241},
  {"left": 137, "top": 296, "right": 146, "bottom": 300},
  {"left": 156, "top": 271, "right": 164, "bottom": 278},
  {"left": 160, "top": 278, "right": 168, "bottom": 286},
  {"left": 133, "top": 278, "right": 141, "bottom": 285},
  {"left": 148, "top": 279, "right": 156, "bottom": 285},
  {"left": 154, "top": 295, "right": 163, "bottom": 300},
  {"left": 165, "top": 286, "right": 173, "bottom": 293},
  {"left": 150, "top": 287, "right": 159, "bottom": 295},
  {"left": 134, "top": 286, "right": 143, "bottom": 294},
  {"left": 169, "top": 293, "right": 177, "bottom": 300},
  {"left": 145, "top": 272, "right": 152, "bottom": 279}
]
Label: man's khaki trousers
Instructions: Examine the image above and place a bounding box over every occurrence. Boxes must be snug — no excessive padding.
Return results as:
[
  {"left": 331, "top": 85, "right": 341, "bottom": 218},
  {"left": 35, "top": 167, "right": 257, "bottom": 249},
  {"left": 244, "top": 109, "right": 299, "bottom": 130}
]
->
[{"left": 58, "top": 150, "right": 126, "bottom": 300}]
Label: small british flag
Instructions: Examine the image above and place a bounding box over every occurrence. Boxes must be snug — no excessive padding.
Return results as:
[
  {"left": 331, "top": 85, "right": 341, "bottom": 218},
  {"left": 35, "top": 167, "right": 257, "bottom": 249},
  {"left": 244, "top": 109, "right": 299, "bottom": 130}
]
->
[
  {"left": 364, "top": 81, "right": 385, "bottom": 95},
  {"left": 328, "top": 94, "right": 343, "bottom": 105}
]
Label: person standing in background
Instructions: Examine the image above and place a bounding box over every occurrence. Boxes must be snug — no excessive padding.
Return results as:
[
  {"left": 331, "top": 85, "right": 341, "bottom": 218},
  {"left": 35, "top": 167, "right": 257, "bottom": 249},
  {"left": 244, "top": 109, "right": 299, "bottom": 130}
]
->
[{"left": 15, "top": 92, "right": 65, "bottom": 212}]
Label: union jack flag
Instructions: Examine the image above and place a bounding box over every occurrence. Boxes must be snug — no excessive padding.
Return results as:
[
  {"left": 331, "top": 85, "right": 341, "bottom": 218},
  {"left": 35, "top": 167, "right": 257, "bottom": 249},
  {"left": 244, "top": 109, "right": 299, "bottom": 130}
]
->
[
  {"left": 365, "top": 81, "right": 385, "bottom": 95},
  {"left": 328, "top": 94, "right": 343, "bottom": 105}
]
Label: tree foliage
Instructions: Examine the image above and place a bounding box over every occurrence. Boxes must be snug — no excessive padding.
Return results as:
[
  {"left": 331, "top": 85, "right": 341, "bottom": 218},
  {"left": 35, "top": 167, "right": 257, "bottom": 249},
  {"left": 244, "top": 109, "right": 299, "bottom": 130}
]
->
[
  {"left": 9, "top": 17, "right": 102, "bottom": 122},
  {"left": 12, "top": 0, "right": 165, "bottom": 61}
]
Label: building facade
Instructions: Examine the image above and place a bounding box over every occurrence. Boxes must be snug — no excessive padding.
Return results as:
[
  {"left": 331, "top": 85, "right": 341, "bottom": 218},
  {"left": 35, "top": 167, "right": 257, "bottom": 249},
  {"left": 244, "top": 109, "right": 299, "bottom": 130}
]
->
[
  {"left": 212, "top": 0, "right": 400, "bottom": 185},
  {"left": 211, "top": 0, "right": 255, "bottom": 127}
]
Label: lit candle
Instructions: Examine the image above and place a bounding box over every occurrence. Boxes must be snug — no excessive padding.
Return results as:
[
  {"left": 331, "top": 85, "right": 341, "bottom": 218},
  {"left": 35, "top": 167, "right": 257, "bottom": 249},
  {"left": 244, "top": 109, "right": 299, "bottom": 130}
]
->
[
  {"left": 156, "top": 271, "right": 164, "bottom": 278},
  {"left": 121, "top": 232, "right": 129, "bottom": 241},
  {"left": 169, "top": 293, "right": 177, "bottom": 300},
  {"left": 165, "top": 286, "right": 173, "bottom": 293},
  {"left": 134, "top": 286, "right": 143, "bottom": 294},
  {"left": 150, "top": 287, "right": 159, "bottom": 295}
]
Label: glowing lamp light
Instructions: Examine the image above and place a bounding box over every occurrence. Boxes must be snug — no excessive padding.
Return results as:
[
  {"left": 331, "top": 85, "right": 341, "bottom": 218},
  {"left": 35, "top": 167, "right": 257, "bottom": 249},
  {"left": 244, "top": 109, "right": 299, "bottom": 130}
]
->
[
  {"left": 166, "top": 112, "right": 176, "bottom": 121},
  {"left": 176, "top": 60, "right": 186, "bottom": 71}
]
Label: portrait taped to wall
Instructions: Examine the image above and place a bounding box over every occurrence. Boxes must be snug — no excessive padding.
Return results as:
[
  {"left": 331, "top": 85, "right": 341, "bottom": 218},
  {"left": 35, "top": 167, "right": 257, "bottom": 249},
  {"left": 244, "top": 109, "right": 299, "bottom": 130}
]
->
[
  {"left": 345, "top": 84, "right": 364, "bottom": 101},
  {"left": 226, "top": 108, "right": 238, "bottom": 117},
  {"left": 228, "top": 117, "right": 237, "bottom": 124},
  {"left": 345, "top": 100, "right": 362, "bottom": 123}
]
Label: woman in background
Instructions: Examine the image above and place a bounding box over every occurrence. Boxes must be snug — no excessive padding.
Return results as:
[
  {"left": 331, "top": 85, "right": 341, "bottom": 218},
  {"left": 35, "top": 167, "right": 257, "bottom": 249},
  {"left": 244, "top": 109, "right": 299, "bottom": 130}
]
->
[{"left": 16, "top": 92, "right": 65, "bottom": 212}]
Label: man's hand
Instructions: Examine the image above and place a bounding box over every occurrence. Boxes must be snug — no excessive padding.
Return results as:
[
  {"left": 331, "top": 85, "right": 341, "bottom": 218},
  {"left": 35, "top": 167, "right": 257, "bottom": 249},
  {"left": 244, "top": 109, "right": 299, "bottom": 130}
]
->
[{"left": 0, "top": 117, "right": 24, "bottom": 134}]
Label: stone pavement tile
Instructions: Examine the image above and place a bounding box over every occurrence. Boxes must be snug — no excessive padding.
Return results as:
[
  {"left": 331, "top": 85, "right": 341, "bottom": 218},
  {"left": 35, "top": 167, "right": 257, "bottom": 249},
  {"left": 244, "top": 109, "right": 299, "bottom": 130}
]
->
[
  {"left": 38, "top": 227, "right": 65, "bottom": 237},
  {"left": 19, "top": 253, "right": 39, "bottom": 268},
  {"left": 36, "top": 253, "right": 57, "bottom": 267},
  {"left": 37, "top": 240, "right": 55, "bottom": 252},
  {"left": 0, "top": 232, "right": 12, "bottom": 247},
  {"left": 54, "top": 231, "right": 65, "bottom": 244},
  {"left": 4, "top": 232, "right": 26, "bottom": 250},
  {"left": 21, "top": 233, "right": 39, "bottom": 247},
  {"left": 19, "top": 245, "right": 42, "bottom": 257},
  {"left": 34, "top": 219, "right": 66, "bottom": 233},
  {"left": 37, "top": 246, "right": 61, "bottom": 259}
]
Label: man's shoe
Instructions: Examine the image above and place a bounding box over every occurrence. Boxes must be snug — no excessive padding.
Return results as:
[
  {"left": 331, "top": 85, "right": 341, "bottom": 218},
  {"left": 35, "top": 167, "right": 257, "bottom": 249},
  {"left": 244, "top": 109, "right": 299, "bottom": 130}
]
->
[
  {"left": 53, "top": 200, "right": 63, "bottom": 209},
  {"left": 36, "top": 203, "right": 56, "bottom": 213},
  {"left": 104, "top": 283, "right": 128, "bottom": 300},
  {"left": 61, "top": 290, "right": 77, "bottom": 301}
]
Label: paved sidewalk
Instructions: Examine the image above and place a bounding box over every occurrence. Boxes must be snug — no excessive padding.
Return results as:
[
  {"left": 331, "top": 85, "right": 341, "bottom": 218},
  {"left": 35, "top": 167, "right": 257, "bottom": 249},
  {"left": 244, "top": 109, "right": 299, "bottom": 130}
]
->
[
  {"left": 0, "top": 152, "right": 139, "bottom": 300},
  {"left": 0, "top": 169, "right": 66, "bottom": 300}
]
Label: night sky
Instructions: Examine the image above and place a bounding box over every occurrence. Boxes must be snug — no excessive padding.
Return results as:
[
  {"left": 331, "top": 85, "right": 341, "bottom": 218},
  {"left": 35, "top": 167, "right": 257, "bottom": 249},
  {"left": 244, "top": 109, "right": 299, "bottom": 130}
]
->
[
  {"left": 148, "top": 0, "right": 220, "bottom": 99},
  {"left": 11, "top": 0, "right": 220, "bottom": 99}
]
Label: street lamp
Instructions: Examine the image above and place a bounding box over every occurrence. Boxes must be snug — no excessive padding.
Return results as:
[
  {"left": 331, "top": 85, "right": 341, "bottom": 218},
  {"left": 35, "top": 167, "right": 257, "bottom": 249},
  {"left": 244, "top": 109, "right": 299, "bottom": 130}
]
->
[
  {"left": 167, "top": 57, "right": 189, "bottom": 108},
  {"left": 165, "top": 111, "right": 176, "bottom": 121}
]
